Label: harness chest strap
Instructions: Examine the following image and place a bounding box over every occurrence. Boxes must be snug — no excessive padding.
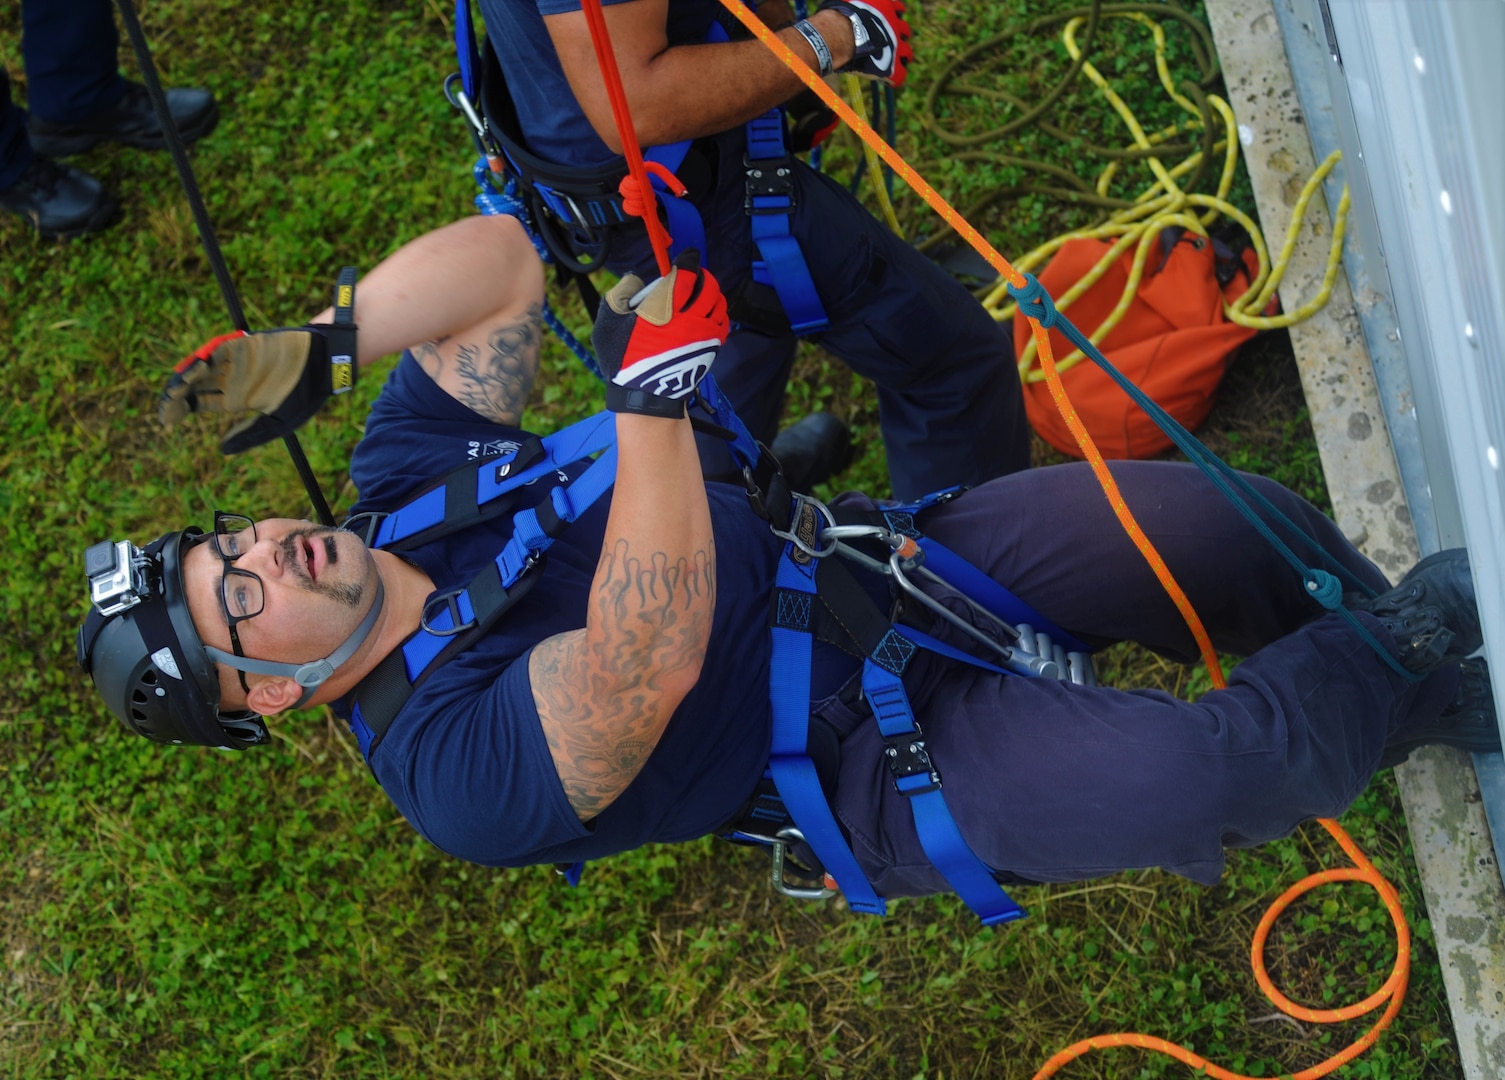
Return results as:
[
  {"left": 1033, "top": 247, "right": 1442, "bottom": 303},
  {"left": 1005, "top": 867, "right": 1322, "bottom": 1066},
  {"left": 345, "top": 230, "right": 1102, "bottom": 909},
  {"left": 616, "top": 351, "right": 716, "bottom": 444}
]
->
[
  {"left": 347, "top": 412, "right": 621, "bottom": 758},
  {"left": 346, "top": 373, "right": 771, "bottom": 762}
]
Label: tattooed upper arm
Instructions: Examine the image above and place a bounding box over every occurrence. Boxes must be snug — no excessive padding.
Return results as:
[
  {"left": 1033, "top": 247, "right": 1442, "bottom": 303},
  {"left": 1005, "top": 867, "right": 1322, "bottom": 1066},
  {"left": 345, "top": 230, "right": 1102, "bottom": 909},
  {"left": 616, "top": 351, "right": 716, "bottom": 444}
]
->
[
  {"left": 412, "top": 302, "right": 543, "bottom": 425},
  {"left": 528, "top": 539, "right": 715, "bottom": 822}
]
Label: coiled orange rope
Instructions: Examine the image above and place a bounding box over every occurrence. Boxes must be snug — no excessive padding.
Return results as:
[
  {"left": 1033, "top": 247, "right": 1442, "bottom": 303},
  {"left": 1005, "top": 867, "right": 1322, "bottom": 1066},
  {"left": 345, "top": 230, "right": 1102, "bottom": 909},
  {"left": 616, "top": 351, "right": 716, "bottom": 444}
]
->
[{"left": 582, "top": 2, "right": 1411, "bottom": 1074}]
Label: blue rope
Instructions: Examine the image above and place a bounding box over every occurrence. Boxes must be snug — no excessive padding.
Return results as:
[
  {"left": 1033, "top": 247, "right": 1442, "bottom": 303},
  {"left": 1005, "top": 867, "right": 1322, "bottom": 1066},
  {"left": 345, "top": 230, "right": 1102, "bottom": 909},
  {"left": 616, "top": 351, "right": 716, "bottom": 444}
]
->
[
  {"left": 472, "top": 160, "right": 604, "bottom": 380},
  {"left": 1009, "top": 273, "right": 1423, "bottom": 684}
]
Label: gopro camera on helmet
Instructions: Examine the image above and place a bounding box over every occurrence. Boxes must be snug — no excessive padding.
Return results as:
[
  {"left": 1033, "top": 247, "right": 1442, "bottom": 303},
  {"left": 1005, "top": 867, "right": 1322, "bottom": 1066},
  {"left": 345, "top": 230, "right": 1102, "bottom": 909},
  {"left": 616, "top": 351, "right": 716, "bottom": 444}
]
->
[{"left": 85, "top": 539, "right": 151, "bottom": 616}]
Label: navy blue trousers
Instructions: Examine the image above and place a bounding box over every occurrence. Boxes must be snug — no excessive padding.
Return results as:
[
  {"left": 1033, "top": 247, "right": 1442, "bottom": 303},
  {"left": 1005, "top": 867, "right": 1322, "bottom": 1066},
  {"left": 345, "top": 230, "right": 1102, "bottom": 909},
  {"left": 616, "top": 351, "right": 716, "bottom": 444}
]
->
[
  {"left": 609, "top": 127, "right": 1030, "bottom": 501},
  {"left": 817, "top": 462, "right": 1459, "bottom": 896},
  {"left": 2, "top": 0, "right": 124, "bottom": 188}
]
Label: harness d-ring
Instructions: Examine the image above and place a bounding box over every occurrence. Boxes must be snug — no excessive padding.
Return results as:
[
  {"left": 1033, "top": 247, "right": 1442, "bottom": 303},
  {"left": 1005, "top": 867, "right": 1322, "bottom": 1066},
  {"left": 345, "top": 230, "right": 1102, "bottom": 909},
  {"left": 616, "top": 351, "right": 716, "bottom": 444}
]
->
[
  {"left": 420, "top": 589, "right": 477, "bottom": 637},
  {"left": 768, "top": 495, "right": 839, "bottom": 559}
]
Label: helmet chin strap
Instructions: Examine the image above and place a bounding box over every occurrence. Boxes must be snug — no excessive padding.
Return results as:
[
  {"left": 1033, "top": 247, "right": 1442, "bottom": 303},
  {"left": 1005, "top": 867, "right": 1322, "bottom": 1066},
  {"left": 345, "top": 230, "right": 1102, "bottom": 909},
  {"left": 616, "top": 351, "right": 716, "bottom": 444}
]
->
[{"left": 204, "top": 576, "right": 386, "bottom": 709}]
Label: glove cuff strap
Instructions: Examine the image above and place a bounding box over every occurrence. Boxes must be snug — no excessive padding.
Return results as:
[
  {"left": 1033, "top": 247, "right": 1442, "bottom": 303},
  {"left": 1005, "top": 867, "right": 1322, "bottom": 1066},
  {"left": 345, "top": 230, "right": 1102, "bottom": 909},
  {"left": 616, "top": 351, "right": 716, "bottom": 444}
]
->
[
  {"left": 328, "top": 266, "right": 358, "bottom": 395},
  {"left": 605, "top": 383, "right": 687, "bottom": 418}
]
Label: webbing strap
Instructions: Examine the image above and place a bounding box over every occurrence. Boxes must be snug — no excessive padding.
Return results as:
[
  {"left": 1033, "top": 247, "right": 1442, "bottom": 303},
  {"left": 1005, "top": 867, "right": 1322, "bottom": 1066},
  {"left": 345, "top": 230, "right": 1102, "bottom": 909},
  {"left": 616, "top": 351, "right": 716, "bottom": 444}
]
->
[
  {"left": 915, "top": 538, "right": 1091, "bottom": 656},
  {"left": 696, "top": 18, "right": 828, "bottom": 335},
  {"left": 829, "top": 490, "right": 1090, "bottom": 656},
  {"left": 646, "top": 142, "right": 706, "bottom": 261},
  {"left": 861, "top": 661, "right": 1027, "bottom": 926},
  {"left": 744, "top": 109, "right": 829, "bottom": 334},
  {"left": 769, "top": 540, "right": 886, "bottom": 915},
  {"left": 455, "top": 0, "right": 481, "bottom": 102},
  {"left": 368, "top": 413, "right": 616, "bottom": 551},
  {"left": 767, "top": 500, "right": 1036, "bottom": 924},
  {"left": 695, "top": 373, "right": 763, "bottom": 469}
]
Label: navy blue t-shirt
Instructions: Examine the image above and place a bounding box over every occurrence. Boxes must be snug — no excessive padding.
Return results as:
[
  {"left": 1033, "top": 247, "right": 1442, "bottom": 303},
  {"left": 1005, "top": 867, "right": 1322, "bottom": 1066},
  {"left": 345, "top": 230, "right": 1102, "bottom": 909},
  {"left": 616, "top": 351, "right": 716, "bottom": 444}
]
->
[
  {"left": 479, "top": 0, "right": 726, "bottom": 167},
  {"left": 340, "top": 353, "right": 782, "bottom": 867}
]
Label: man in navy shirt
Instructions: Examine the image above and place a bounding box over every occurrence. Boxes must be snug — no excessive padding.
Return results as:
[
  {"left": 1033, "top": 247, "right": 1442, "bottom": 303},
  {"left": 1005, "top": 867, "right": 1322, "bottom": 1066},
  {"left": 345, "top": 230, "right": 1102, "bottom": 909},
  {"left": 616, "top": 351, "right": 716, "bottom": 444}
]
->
[
  {"left": 474, "top": 0, "right": 1031, "bottom": 499},
  {"left": 79, "top": 215, "right": 1497, "bottom": 902}
]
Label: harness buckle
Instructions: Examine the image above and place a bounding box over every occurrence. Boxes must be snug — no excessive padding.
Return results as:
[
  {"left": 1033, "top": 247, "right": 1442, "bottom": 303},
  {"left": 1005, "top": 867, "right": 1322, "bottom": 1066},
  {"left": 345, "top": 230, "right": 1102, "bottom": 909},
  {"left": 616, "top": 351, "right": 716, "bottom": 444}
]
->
[
  {"left": 420, "top": 588, "right": 477, "bottom": 637},
  {"left": 771, "top": 827, "right": 838, "bottom": 900},
  {"left": 743, "top": 154, "right": 795, "bottom": 213},
  {"left": 884, "top": 729, "right": 941, "bottom": 796},
  {"left": 742, "top": 465, "right": 769, "bottom": 519}
]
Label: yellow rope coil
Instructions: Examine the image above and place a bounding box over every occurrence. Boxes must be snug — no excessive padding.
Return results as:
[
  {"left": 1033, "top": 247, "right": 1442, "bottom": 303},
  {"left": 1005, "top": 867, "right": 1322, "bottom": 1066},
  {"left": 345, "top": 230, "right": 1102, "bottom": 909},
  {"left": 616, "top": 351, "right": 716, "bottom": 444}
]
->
[{"left": 969, "top": 13, "right": 1350, "bottom": 382}]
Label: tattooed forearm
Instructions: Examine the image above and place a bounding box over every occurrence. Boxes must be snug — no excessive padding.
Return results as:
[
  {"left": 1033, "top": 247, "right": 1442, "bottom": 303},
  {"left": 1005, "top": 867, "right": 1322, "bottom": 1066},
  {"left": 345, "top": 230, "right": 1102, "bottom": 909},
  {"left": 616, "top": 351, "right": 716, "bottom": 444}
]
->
[
  {"left": 530, "top": 538, "right": 716, "bottom": 820},
  {"left": 412, "top": 303, "right": 542, "bottom": 425}
]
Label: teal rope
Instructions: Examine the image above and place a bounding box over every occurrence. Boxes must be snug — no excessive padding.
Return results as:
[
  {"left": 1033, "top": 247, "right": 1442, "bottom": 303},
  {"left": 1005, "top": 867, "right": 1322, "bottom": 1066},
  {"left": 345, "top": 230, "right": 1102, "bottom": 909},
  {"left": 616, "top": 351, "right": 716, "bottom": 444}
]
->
[{"left": 1008, "top": 274, "right": 1423, "bottom": 683}]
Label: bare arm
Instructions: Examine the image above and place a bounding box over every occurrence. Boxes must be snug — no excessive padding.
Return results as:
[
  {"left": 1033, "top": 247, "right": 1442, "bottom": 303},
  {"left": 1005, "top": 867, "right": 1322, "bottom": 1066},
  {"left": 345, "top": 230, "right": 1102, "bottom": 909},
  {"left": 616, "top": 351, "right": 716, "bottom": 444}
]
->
[
  {"left": 545, "top": 0, "right": 856, "bottom": 152},
  {"left": 309, "top": 214, "right": 547, "bottom": 425},
  {"left": 529, "top": 412, "right": 715, "bottom": 820}
]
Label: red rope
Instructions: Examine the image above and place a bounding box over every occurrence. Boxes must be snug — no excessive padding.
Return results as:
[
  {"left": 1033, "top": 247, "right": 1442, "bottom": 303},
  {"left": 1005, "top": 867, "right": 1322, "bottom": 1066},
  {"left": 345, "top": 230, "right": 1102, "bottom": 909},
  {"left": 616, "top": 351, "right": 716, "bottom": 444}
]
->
[{"left": 578, "top": 0, "right": 675, "bottom": 275}]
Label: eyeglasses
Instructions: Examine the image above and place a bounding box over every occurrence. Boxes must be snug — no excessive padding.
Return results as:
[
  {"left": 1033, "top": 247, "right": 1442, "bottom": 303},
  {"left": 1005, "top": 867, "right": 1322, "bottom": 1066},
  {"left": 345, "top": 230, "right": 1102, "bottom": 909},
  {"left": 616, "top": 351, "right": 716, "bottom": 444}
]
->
[{"left": 211, "top": 512, "right": 265, "bottom": 694}]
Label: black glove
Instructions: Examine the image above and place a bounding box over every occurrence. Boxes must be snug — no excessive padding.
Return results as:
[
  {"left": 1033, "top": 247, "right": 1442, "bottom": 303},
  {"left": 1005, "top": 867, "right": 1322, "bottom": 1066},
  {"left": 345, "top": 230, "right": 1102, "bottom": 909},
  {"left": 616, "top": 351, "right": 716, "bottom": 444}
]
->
[
  {"left": 592, "top": 251, "right": 729, "bottom": 418},
  {"left": 821, "top": 0, "right": 914, "bottom": 87}
]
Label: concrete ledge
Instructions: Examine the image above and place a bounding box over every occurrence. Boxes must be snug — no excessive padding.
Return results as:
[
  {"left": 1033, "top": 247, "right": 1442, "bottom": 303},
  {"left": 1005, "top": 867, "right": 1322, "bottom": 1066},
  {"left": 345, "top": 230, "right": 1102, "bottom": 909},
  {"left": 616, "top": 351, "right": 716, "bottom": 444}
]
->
[{"left": 1205, "top": 1, "right": 1505, "bottom": 1075}]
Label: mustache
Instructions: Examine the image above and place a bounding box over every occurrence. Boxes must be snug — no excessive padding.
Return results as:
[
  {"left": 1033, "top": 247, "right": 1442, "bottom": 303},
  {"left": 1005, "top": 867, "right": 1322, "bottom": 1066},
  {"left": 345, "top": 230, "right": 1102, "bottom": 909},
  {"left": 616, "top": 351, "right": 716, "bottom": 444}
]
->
[{"left": 279, "top": 529, "right": 362, "bottom": 608}]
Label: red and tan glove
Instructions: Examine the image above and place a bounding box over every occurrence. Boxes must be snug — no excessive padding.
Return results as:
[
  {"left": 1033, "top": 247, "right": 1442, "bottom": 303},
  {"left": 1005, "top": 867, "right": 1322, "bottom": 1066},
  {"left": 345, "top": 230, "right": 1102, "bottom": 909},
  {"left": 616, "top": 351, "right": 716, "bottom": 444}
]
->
[
  {"left": 158, "top": 269, "right": 357, "bottom": 454},
  {"left": 592, "top": 251, "right": 729, "bottom": 418},
  {"left": 158, "top": 324, "right": 354, "bottom": 453}
]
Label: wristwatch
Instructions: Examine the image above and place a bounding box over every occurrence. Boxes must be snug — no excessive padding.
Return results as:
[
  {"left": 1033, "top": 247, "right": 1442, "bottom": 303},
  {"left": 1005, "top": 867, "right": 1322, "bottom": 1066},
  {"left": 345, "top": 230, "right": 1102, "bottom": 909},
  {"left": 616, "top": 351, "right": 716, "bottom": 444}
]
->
[{"left": 792, "top": 18, "right": 834, "bottom": 77}]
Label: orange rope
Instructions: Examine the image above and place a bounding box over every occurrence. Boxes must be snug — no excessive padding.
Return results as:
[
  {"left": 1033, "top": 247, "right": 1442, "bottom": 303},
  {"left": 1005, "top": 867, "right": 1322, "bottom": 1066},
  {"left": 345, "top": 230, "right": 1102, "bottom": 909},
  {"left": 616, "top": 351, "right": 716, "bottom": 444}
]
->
[
  {"left": 715, "top": 0, "right": 1223, "bottom": 682},
  {"left": 710, "top": 2, "right": 1411, "bottom": 1076}
]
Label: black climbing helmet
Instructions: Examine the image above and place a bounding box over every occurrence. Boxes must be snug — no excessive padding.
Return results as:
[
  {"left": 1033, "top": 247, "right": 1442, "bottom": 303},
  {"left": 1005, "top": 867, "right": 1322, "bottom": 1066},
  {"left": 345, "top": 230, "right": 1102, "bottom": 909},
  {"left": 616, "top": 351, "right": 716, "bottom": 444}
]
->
[
  {"left": 76, "top": 528, "right": 270, "bottom": 750},
  {"left": 77, "top": 522, "right": 387, "bottom": 750}
]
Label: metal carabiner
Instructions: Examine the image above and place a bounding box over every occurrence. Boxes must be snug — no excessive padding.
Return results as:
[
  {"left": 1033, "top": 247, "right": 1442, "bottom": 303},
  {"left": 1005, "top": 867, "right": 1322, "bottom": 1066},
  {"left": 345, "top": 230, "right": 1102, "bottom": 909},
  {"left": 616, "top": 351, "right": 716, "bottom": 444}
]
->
[
  {"left": 886, "top": 551, "right": 1059, "bottom": 678},
  {"left": 443, "top": 73, "right": 505, "bottom": 174},
  {"left": 770, "top": 828, "right": 838, "bottom": 900}
]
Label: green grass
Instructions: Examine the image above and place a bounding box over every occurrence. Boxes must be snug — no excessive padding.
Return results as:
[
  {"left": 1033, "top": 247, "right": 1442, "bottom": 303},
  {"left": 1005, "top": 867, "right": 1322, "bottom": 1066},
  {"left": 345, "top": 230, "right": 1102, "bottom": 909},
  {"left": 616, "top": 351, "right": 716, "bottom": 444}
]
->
[{"left": 0, "top": 1, "right": 1461, "bottom": 1077}]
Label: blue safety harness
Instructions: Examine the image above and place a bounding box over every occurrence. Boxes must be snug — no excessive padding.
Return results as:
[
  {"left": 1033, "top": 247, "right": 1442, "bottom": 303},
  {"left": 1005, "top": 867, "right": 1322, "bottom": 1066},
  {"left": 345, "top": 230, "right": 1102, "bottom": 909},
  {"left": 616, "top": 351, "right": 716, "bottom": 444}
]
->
[
  {"left": 343, "top": 372, "right": 1094, "bottom": 924},
  {"left": 344, "top": 413, "right": 618, "bottom": 760},
  {"left": 449, "top": 0, "right": 828, "bottom": 335}
]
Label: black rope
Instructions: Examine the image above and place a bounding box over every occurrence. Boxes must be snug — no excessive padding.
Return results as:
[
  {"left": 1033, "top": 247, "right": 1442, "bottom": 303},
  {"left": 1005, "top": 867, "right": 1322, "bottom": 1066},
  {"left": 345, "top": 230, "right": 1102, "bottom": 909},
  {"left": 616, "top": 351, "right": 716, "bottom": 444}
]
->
[{"left": 113, "top": 0, "right": 336, "bottom": 527}]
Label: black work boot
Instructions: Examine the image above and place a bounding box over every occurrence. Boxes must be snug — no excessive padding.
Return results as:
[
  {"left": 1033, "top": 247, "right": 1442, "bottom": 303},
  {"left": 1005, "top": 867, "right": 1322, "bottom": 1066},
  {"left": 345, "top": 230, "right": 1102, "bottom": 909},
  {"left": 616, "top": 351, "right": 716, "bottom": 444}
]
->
[
  {"left": 29, "top": 81, "right": 219, "bottom": 157},
  {"left": 1379, "top": 659, "right": 1501, "bottom": 768},
  {"left": 0, "top": 156, "right": 116, "bottom": 238},
  {"left": 770, "top": 412, "right": 855, "bottom": 493},
  {"left": 1354, "top": 548, "right": 1480, "bottom": 673}
]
